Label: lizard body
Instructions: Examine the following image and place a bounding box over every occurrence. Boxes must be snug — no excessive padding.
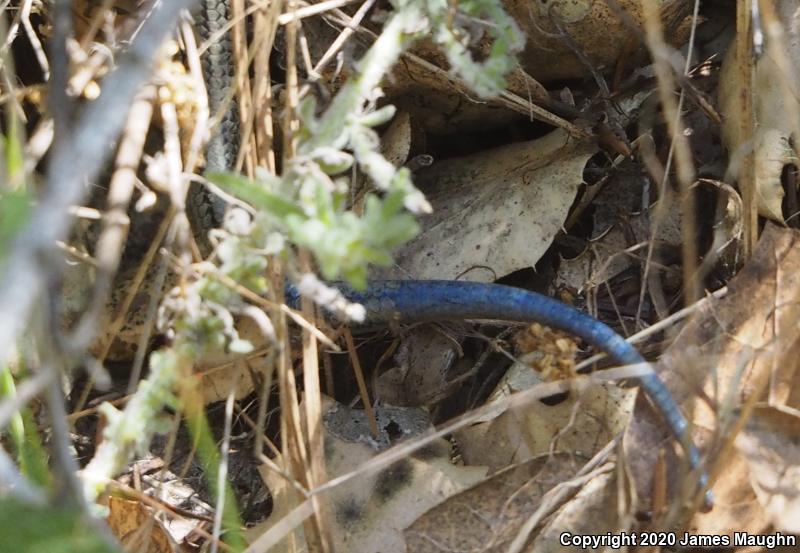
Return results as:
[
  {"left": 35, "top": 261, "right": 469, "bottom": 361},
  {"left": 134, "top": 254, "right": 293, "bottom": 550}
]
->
[{"left": 194, "top": 0, "right": 711, "bottom": 506}]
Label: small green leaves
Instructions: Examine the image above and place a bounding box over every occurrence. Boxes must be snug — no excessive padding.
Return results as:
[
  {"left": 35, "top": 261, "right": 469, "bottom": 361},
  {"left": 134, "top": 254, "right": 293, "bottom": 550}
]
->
[
  {"left": 206, "top": 172, "right": 305, "bottom": 219},
  {"left": 194, "top": 0, "right": 521, "bottom": 294},
  {"left": 429, "top": 0, "right": 525, "bottom": 98},
  {"left": 358, "top": 105, "right": 397, "bottom": 128},
  {"left": 312, "top": 147, "right": 355, "bottom": 174},
  {"left": 70, "top": 0, "right": 524, "bottom": 540}
]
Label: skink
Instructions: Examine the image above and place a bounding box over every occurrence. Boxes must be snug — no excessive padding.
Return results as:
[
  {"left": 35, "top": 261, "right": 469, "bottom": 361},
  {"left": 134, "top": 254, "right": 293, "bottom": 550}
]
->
[{"left": 195, "top": 0, "right": 711, "bottom": 508}]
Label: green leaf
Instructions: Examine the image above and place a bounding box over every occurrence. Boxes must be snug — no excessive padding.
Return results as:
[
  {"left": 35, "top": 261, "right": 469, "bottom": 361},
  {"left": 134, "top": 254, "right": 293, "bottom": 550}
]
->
[
  {"left": 358, "top": 104, "right": 396, "bottom": 127},
  {"left": 0, "top": 361, "right": 51, "bottom": 488},
  {"left": 4, "top": 116, "right": 24, "bottom": 181},
  {"left": 0, "top": 498, "right": 121, "bottom": 553},
  {"left": 313, "top": 147, "right": 354, "bottom": 174},
  {"left": 206, "top": 172, "right": 305, "bottom": 220},
  {"left": 0, "top": 189, "right": 31, "bottom": 264}
]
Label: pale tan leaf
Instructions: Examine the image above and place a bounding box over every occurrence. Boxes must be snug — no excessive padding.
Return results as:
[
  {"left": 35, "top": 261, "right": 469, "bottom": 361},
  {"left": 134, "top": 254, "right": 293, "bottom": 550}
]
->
[
  {"left": 719, "top": 0, "right": 800, "bottom": 221},
  {"left": 457, "top": 355, "right": 635, "bottom": 472},
  {"left": 379, "top": 129, "right": 596, "bottom": 281},
  {"left": 249, "top": 396, "right": 487, "bottom": 553},
  {"left": 736, "top": 406, "right": 800, "bottom": 533},
  {"left": 403, "top": 454, "right": 585, "bottom": 552}
]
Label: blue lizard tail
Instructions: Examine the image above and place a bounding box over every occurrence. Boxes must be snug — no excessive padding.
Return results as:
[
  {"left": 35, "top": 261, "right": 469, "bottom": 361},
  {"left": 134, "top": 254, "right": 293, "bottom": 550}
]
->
[{"left": 287, "top": 279, "right": 712, "bottom": 508}]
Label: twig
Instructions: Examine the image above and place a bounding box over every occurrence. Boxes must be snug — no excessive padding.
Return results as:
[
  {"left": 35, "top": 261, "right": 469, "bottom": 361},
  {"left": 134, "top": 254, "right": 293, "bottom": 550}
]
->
[
  {"left": 19, "top": 0, "right": 49, "bottom": 79},
  {"left": 575, "top": 285, "right": 729, "bottom": 373},
  {"left": 640, "top": 0, "right": 700, "bottom": 304},
  {"left": 735, "top": 0, "right": 758, "bottom": 256},
  {"left": 343, "top": 328, "right": 378, "bottom": 437},
  {"left": 635, "top": 0, "right": 702, "bottom": 326},
  {"left": 50, "top": 0, "right": 73, "bottom": 139},
  {"left": 507, "top": 457, "right": 617, "bottom": 553},
  {"left": 315, "top": 4, "right": 589, "bottom": 138},
  {"left": 309, "top": 0, "right": 375, "bottom": 79},
  {"left": 278, "top": 0, "right": 361, "bottom": 24},
  {"left": 210, "top": 389, "right": 237, "bottom": 553},
  {"left": 243, "top": 498, "right": 315, "bottom": 553}
]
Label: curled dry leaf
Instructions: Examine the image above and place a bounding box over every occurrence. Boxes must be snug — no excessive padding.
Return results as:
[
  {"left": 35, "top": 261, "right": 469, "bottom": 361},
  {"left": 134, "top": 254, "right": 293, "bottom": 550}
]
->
[
  {"left": 295, "top": 10, "right": 550, "bottom": 134},
  {"left": 379, "top": 110, "right": 414, "bottom": 169},
  {"left": 387, "top": 52, "right": 550, "bottom": 133},
  {"left": 719, "top": 0, "right": 800, "bottom": 221},
  {"left": 505, "top": 0, "right": 693, "bottom": 81},
  {"left": 374, "top": 325, "right": 463, "bottom": 407},
  {"left": 296, "top": 0, "right": 691, "bottom": 135},
  {"left": 624, "top": 224, "right": 800, "bottom": 517},
  {"left": 378, "top": 129, "right": 597, "bottom": 281},
  {"left": 532, "top": 471, "right": 622, "bottom": 553},
  {"left": 553, "top": 179, "right": 686, "bottom": 295}
]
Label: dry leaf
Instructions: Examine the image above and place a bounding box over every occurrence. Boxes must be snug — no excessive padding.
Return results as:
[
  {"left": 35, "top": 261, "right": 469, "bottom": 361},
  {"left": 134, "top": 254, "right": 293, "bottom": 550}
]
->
[
  {"left": 250, "top": 396, "right": 487, "bottom": 552},
  {"left": 374, "top": 325, "right": 462, "bottom": 407},
  {"left": 506, "top": 0, "right": 692, "bottom": 81},
  {"left": 624, "top": 224, "right": 800, "bottom": 513},
  {"left": 106, "top": 495, "right": 178, "bottom": 553},
  {"left": 387, "top": 54, "right": 549, "bottom": 133},
  {"left": 553, "top": 185, "right": 684, "bottom": 295},
  {"left": 380, "top": 110, "right": 413, "bottom": 168},
  {"left": 403, "top": 454, "right": 587, "bottom": 552},
  {"left": 688, "top": 450, "right": 769, "bottom": 538},
  {"left": 719, "top": 0, "right": 800, "bottom": 221},
  {"left": 736, "top": 406, "right": 800, "bottom": 533},
  {"left": 456, "top": 356, "right": 636, "bottom": 472},
  {"left": 378, "top": 129, "right": 596, "bottom": 281},
  {"left": 532, "top": 471, "right": 622, "bottom": 552}
]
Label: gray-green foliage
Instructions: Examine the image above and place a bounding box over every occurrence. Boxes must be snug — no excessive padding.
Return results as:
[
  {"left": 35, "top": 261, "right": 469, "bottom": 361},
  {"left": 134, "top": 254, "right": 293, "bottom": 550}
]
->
[
  {"left": 80, "top": 0, "right": 523, "bottom": 537},
  {"left": 186, "top": 0, "right": 523, "bottom": 349},
  {"left": 205, "top": 0, "right": 524, "bottom": 291}
]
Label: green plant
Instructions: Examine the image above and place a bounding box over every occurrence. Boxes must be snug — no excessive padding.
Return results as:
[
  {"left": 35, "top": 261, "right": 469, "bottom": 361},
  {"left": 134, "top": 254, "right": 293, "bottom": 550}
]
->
[{"left": 81, "top": 0, "right": 523, "bottom": 548}]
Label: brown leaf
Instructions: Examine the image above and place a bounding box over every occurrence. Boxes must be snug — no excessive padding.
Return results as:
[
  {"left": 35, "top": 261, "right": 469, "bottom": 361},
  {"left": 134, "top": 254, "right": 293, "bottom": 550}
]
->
[
  {"left": 404, "top": 454, "right": 586, "bottom": 552},
  {"left": 736, "top": 406, "right": 800, "bottom": 533},
  {"left": 106, "top": 495, "right": 178, "bottom": 553},
  {"left": 456, "top": 366, "right": 635, "bottom": 472},
  {"left": 624, "top": 224, "right": 800, "bottom": 513},
  {"left": 380, "top": 111, "right": 413, "bottom": 169},
  {"left": 506, "top": 0, "right": 692, "bottom": 81}
]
